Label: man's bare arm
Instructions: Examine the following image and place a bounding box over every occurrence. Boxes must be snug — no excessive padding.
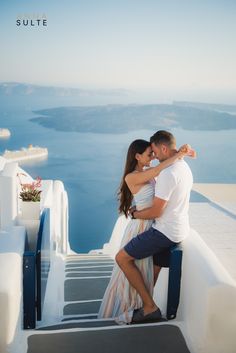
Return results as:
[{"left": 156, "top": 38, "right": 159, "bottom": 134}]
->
[{"left": 133, "top": 197, "right": 167, "bottom": 220}]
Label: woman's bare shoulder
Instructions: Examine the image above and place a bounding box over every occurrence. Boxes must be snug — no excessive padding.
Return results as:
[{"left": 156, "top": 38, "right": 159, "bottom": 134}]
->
[{"left": 125, "top": 171, "right": 139, "bottom": 182}]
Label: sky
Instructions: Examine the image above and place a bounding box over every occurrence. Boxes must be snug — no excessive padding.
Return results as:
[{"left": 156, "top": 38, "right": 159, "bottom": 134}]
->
[{"left": 0, "top": 0, "right": 236, "bottom": 103}]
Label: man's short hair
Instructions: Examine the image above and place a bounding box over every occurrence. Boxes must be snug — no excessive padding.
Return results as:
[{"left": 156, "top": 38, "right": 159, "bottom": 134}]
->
[{"left": 150, "top": 130, "right": 176, "bottom": 147}]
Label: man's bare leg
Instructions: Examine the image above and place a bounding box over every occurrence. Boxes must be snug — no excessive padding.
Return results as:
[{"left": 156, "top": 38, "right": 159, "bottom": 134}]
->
[
  {"left": 153, "top": 265, "right": 161, "bottom": 286},
  {"left": 116, "top": 249, "right": 158, "bottom": 315}
]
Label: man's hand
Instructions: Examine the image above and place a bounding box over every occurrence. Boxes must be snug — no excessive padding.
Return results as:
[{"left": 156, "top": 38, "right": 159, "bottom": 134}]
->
[
  {"left": 128, "top": 197, "right": 167, "bottom": 220},
  {"left": 128, "top": 206, "right": 136, "bottom": 218},
  {"left": 178, "top": 144, "right": 197, "bottom": 158}
]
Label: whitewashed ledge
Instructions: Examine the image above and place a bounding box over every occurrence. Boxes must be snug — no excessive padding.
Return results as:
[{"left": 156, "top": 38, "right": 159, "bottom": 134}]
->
[{"left": 190, "top": 183, "right": 236, "bottom": 281}]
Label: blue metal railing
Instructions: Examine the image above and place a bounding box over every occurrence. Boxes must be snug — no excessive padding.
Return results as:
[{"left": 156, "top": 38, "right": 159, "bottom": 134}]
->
[
  {"left": 166, "top": 244, "right": 183, "bottom": 320},
  {"left": 23, "top": 208, "right": 50, "bottom": 329},
  {"left": 23, "top": 253, "right": 36, "bottom": 329}
]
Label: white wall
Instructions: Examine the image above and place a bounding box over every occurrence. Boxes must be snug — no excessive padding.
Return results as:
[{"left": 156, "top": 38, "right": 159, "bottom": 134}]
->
[
  {"left": 100, "top": 215, "right": 131, "bottom": 258},
  {"left": 0, "top": 226, "right": 26, "bottom": 353},
  {"left": 177, "top": 230, "right": 236, "bottom": 353},
  {"left": 0, "top": 163, "right": 18, "bottom": 230}
]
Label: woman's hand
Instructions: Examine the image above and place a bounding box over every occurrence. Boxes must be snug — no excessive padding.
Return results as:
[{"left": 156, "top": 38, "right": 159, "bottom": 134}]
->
[{"left": 178, "top": 144, "right": 197, "bottom": 159}]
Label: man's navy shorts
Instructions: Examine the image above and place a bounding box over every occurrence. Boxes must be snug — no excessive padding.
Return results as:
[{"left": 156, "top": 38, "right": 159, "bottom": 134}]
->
[{"left": 124, "top": 227, "right": 177, "bottom": 267}]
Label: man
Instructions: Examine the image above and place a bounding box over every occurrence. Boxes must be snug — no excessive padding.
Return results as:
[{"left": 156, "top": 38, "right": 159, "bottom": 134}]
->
[{"left": 115, "top": 130, "right": 193, "bottom": 323}]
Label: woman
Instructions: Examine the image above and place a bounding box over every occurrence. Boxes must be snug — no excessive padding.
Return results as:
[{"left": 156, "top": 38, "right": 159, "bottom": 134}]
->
[{"left": 98, "top": 139, "right": 193, "bottom": 324}]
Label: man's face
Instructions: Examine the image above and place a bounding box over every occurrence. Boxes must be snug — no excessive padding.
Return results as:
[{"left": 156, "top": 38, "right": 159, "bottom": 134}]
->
[{"left": 151, "top": 142, "right": 170, "bottom": 162}]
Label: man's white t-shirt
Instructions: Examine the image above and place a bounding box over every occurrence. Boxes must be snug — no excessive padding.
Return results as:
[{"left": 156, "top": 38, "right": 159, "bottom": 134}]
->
[{"left": 152, "top": 159, "right": 193, "bottom": 242}]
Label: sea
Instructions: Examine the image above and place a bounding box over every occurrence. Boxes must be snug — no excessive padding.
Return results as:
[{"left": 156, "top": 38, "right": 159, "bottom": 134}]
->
[{"left": 0, "top": 96, "right": 236, "bottom": 253}]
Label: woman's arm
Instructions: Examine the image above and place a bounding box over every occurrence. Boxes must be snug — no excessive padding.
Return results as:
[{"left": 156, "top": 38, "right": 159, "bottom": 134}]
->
[{"left": 125, "top": 144, "right": 194, "bottom": 187}]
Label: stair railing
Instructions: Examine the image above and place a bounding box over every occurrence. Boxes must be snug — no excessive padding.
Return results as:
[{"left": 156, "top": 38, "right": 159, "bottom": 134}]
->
[{"left": 23, "top": 208, "right": 50, "bottom": 329}]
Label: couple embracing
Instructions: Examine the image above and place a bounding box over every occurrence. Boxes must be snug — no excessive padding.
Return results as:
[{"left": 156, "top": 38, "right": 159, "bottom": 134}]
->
[{"left": 98, "top": 130, "right": 195, "bottom": 324}]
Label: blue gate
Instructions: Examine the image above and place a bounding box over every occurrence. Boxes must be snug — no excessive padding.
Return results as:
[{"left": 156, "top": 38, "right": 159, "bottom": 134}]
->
[{"left": 23, "top": 208, "right": 51, "bottom": 329}]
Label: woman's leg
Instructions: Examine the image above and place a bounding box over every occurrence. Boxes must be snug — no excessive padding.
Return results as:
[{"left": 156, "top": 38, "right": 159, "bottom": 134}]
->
[
  {"left": 116, "top": 249, "right": 158, "bottom": 315},
  {"left": 153, "top": 265, "right": 161, "bottom": 286}
]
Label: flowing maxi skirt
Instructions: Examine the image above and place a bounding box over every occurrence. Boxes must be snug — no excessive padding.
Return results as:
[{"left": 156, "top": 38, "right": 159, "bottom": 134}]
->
[{"left": 98, "top": 218, "right": 154, "bottom": 324}]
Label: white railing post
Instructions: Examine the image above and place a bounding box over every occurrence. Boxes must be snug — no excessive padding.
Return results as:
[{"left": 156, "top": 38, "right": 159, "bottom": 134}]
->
[
  {"left": 0, "top": 162, "right": 18, "bottom": 230},
  {"left": 53, "top": 180, "right": 69, "bottom": 255},
  {"left": 62, "top": 191, "right": 69, "bottom": 254}
]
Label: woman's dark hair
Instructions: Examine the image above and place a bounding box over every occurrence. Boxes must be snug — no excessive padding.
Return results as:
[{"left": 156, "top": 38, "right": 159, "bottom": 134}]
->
[{"left": 118, "top": 139, "right": 150, "bottom": 217}]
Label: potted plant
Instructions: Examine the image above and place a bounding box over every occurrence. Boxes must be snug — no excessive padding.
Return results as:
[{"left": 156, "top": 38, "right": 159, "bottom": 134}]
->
[{"left": 17, "top": 173, "right": 42, "bottom": 220}]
